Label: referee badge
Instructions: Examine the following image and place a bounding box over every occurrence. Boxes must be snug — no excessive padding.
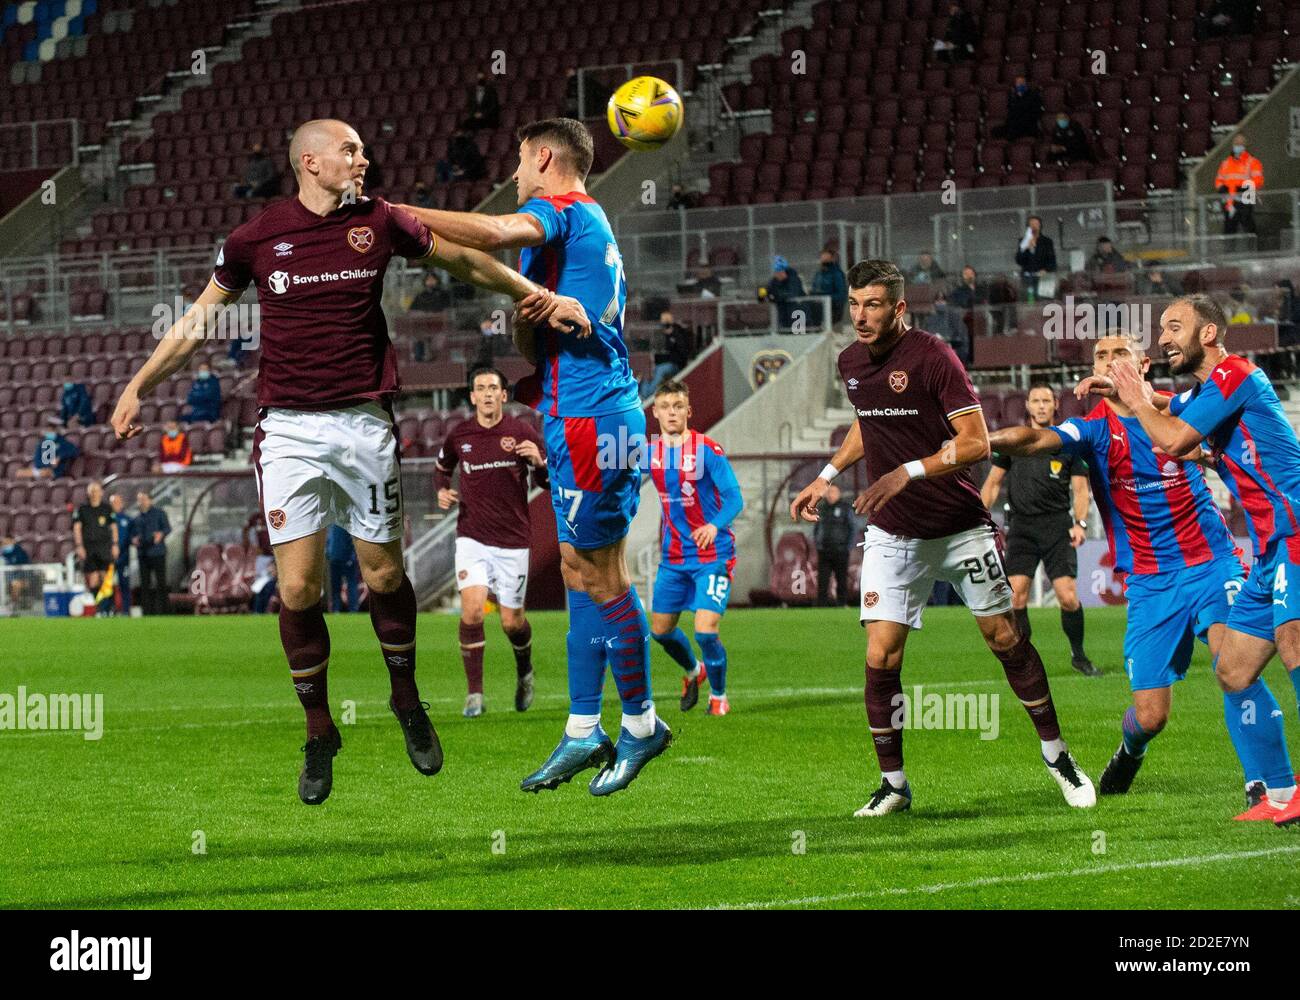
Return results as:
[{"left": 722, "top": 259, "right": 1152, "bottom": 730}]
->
[{"left": 1050, "top": 459, "right": 1063, "bottom": 476}]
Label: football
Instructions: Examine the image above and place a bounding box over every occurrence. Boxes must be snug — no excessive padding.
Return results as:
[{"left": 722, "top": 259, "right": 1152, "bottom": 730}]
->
[{"left": 606, "top": 75, "right": 684, "bottom": 151}]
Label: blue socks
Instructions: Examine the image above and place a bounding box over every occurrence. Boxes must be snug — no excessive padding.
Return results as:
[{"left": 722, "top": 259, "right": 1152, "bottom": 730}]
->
[
  {"left": 1223, "top": 678, "right": 1294, "bottom": 789},
  {"left": 1121, "top": 706, "right": 1155, "bottom": 758},
  {"left": 599, "top": 587, "right": 654, "bottom": 721},
  {"left": 652, "top": 627, "right": 696, "bottom": 674},
  {"left": 695, "top": 632, "right": 727, "bottom": 697},
  {"left": 566, "top": 590, "right": 607, "bottom": 717}
]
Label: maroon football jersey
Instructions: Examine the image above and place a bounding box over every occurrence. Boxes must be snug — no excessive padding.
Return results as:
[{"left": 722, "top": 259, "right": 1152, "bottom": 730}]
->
[
  {"left": 435, "top": 414, "right": 548, "bottom": 549},
  {"left": 212, "top": 196, "right": 436, "bottom": 410},
  {"left": 838, "top": 327, "right": 991, "bottom": 540}
]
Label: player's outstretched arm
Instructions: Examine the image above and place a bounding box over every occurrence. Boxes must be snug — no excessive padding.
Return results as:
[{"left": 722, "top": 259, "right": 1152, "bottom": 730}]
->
[
  {"left": 431, "top": 237, "right": 590, "bottom": 340},
  {"left": 395, "top": 205, "right": 546, "bottom": 252},
  {"left": 112, "top": 280, "right": 240, "bottom": 440},
  {"left": 791, "top": 420, "right": 864, "bottom": 522},
  {"left": 855, "top": 409, "right": 990, "bottom": 519},
  {"left": 987, "top": 425, "right": 1065, "bottom": 457}
]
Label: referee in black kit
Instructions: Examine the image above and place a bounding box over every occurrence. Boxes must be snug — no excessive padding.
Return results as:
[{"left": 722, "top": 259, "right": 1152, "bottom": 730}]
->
[{"left": 981, "top": 384, "right": 1101, "bottom": 676}]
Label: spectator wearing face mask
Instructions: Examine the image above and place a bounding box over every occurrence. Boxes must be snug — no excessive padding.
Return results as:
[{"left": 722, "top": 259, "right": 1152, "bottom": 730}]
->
[
  {"left": 1048, "top": 112, "right": 1094, "bottom": 165},
  {"left": 182, "top": 363, "right": 222, "bottom": 423},
  {"left": 1089, "top": 237, "right": 1129, "bottom": 273},
  {"left": 810, "top": 249, "right": 849, "bottom": 324},
  {"left": 1004, "top": 75, "right": 1043, "bottom": 141},
  {"left": 19, "top": 425, "right": 79, "bottom": 479},
  {"left": 1215, "top": 132, "right": 1263, "bottom": 236},
  {"left": 640, "top": 311, "right": 694, "bottom": 397},
  {"left": 157, "top": 420, "right": 193, "bottom": 474},
  {"left": 58, "top": 380, "right": 95, "bottom": 427}
]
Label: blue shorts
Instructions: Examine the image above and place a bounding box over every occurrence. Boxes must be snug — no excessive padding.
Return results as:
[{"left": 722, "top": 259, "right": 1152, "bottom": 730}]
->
[
  {"left": 1226, "top": 537, "right": 1300, "bottom": 641},
  {"left": 544, "top": 407, "right": 646, "bottom": 550},
  {"left": 653, "top": 559, "right": 736, "bottom": 615},
  {"left": 1123, "top": 557, "right": 1245, "bottom": 692}
]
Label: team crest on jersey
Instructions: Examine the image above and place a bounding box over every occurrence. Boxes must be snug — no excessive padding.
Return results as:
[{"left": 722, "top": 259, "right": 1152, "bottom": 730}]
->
[
  {"left": 268, "top": 509, "right": 287, "bottom": 530},
  {"left": 888, "top": 371, "right": 908, "bottom": 393},
  {"left": 863, "top": 591, "right": 880, "bottom": 608},
  {"left": 347, "top": 226, "right": 375, "bottom": 253},
  {"left": 681, "top": 452, "right": 696, "bottom": 473},
  {"left": 500, "top": 436, "right": 516, "bottom": 452}
]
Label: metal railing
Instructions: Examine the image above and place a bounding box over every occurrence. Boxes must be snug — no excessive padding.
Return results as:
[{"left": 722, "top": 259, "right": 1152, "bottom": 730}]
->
[{"left": 0, "top": 119, "right": 82, "bottom": 171}]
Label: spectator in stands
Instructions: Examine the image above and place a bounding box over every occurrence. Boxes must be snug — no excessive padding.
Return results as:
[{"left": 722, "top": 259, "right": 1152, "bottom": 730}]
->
[
  {"left": 948, "top": 265, "right": 986, "bottom": 309},
  {"left": 131, "top": 491, "right": 170, "bottom": 616},
  {"left": 1138, "top": 264, "right": 1180, "bottom": 296},
  {"left": 3, "top": 534, "right": 32, "bottom": 609},
  {"left": 411, "top": 180, "right": 434, "bottom": 208},
  {"left": 1003, "top": 75, "right": 1043, "bottom": 141},
  {"left": 683, "top": 264, "right": 722, "bottom": 299},
  {"left": 326, "top": 523, "right": 361, "bottom": 613},
  {"left": 73, "top": 481, "right": 116, "bottom": 615},
  {"left": 908, "top": 251, "right": 946, "bottom": 286},
  {"left": 460, "top": 71, "right": 501, "bottom": 132},
  {"left": 156, "top": 420, "right": 193, "bottom": 474},
  {"left": 474, "top": 315, "right": 505, "bottom": 367},
  {"left": 765, "top": 255, "right": 806, "bottom": 331},
  {"left": 935, "top": 2, "right": 979, "bottom": 63},
  {"left": 929, "top": 291, "right": 972, "bottom": 364},
  {"left": 19, "top": 425, "right": 79, "bottom": 480},
  {"left": 1089, "top": 237, "right": 1129, "bottom": 274},
  {"left": 2, "top": 534, "right": 30, "bottom": 566},
  {"left": 109, "top": 492, "right": 133, "bottom": 616},
  {"left": 58, "top": 380, "right": 95, "bottom": 427},
  {"left": 641, "top": 311, "right": 693, "bottom": 397},
  {"left": 1215, "top": 132, "right": 1263, "bottom": 236},
  {"left": 811, "top": 249, "right": 849, "bottom": 324},
  {"left": 1226, "top": 286, "right": 1258, "bottom": 325},
  {"left": 1270, "top": 279, "right": 1300, "bottom": 346},
  {"left": 666, "top": 184, "right": 699, "bottom": 211},
  {"left": 1015, "top": 215, "right": 1057, "bottom": 300},
  {"left": 436, "top": 128, "right": 487, "bottom": 183},
  {"left": 814, "top": 484, "right": 856, "bottom": 607},
  {"left": 1047, "top": 112, "right": 1094, "bottom": 165},
  {"left": 252, "top": 560, "right": 278, "bottom": 614},
  {"left": 233, "top": 143, "right": 280, "bottom": 199},
  {"left": 182, "top": 362, "right": 222, "bottom": 424},
  {"left": 410, "top": 272, "right": 451, "bottom": 313}
]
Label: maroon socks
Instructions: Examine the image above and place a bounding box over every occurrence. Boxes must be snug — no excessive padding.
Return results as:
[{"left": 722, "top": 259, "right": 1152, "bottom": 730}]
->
[
  {"left": 279, "top": 599, "right": 333, "bottom": 738},
  {"left": 369, "top": 576, "right": 420, "bottom": 711}
]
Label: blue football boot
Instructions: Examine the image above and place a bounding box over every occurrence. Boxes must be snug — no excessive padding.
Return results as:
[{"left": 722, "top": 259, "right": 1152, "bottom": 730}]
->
[
  {"left": 520, "top": 726, "right": 615, "bottom": 793},
  {"left": 589, "top": 717, "right": 673, "bottom": 796}
]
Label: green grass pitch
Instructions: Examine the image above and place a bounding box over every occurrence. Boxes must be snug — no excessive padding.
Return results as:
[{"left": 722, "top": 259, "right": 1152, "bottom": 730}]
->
[{"left": 3, "top": 606, "right": 1299, "bottom": 909}]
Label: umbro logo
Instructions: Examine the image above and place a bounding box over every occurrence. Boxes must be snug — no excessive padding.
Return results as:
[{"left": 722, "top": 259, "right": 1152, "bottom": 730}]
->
[
  {"left": 274, "top": 242, "right": 294, "bottom": 256},
  {"left": 461, "top": 443, "right": 472, "bottom": 452},
  {"left": 847, "top": 377, "right": 859, "bottom": 388}
]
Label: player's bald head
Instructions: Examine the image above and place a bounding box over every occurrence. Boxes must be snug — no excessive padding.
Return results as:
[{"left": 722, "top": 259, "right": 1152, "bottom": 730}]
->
[{"left": 289, "top": 119, "right": 357, "bottom": 178}]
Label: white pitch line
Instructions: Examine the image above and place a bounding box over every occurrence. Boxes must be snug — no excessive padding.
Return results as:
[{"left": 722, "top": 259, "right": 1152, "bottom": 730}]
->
[{"left": 710, "top": 844, "right": 1300, "bottom": 910}]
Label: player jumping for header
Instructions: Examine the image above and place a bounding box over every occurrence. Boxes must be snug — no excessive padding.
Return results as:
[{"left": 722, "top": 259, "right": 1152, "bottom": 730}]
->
[
  {"left": 791, "top": 259, "right": 1095, "bottom": 816},
  {"left": 111, "top": 119, "right": 587, "bottom": 805},
  {"left": 398, "top": 119, "right": 670, "bottom": 796},
  {"left": 990, "top": 332, "right": 1290, "bottom": 803},
  {"left": 436, "top": 365, "right": 548, "bottom": 718},
  {"left": 646, "top": 379, "right": 744, "bottom": 715},
  {"left": 1101, "top": 295, "right": 1300, "bottom": 825}
]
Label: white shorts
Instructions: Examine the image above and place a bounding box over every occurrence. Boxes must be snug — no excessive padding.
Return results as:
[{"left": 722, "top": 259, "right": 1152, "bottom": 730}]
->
[
  {"left": 254, "top": 402, "right": 403, "bottom": 546},
  {"left": 454, "top": 536, "right": 530, "bottom": 608},
  {"left": 859, "top": 523, "right": 1013, "bottom": 629}
]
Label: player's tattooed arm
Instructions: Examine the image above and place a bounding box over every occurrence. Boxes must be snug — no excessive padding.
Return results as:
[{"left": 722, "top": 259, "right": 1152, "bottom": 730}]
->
[
  {"left": 394, "top": 206, "right": 546, "bottom": 252},
  {"left": 111, "top": 280, "right": 240, "bottom": 440},
  {"left": 791, "top": 420, "right": 864, "bottom": 522},
  {"left": 855, "top": 410, "right": 990, "bottom": 519}
]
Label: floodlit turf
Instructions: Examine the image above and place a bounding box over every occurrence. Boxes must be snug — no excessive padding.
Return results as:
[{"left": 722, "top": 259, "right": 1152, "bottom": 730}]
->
[{"left": 3, "top": 607, "right": 1299, "bottom": 909}]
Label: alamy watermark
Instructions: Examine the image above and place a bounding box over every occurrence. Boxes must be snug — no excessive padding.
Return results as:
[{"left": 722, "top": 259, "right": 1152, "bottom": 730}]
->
[
  {"left": 1040, "top": 296, "right": 1153, "bottom": 350},
  {"left": 891, "top": 685, "right": 1000, "bottom": 740},
  {"left": 151, "top": 297, "right": 260, "bottom": 351},
  {"left": 0, "top": 687, "right": 103, "bottom": 740}
]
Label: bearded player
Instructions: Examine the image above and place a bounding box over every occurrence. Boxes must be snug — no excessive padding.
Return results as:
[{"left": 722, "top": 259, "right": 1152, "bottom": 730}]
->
[
  {"left": 791, "top": 259, "right": 1094, "bottom": 817},
  {"left": 647, "top": 379, "right": 743, "bottom": 716},
  {"left": 991, "top": 332, "right": 1290, "bottom": 806},
  {"left": 398, "top": 118, "right": 670, "bottom": 796},
  {"left": 111, "top": 119, "right": 588, "bottom": 805},
  {"left": 436, "top": 365, "right": 547, "bottom": 718},
  {"left": 1103, "top": 295, "right": 1300, "bottom": 825}
]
